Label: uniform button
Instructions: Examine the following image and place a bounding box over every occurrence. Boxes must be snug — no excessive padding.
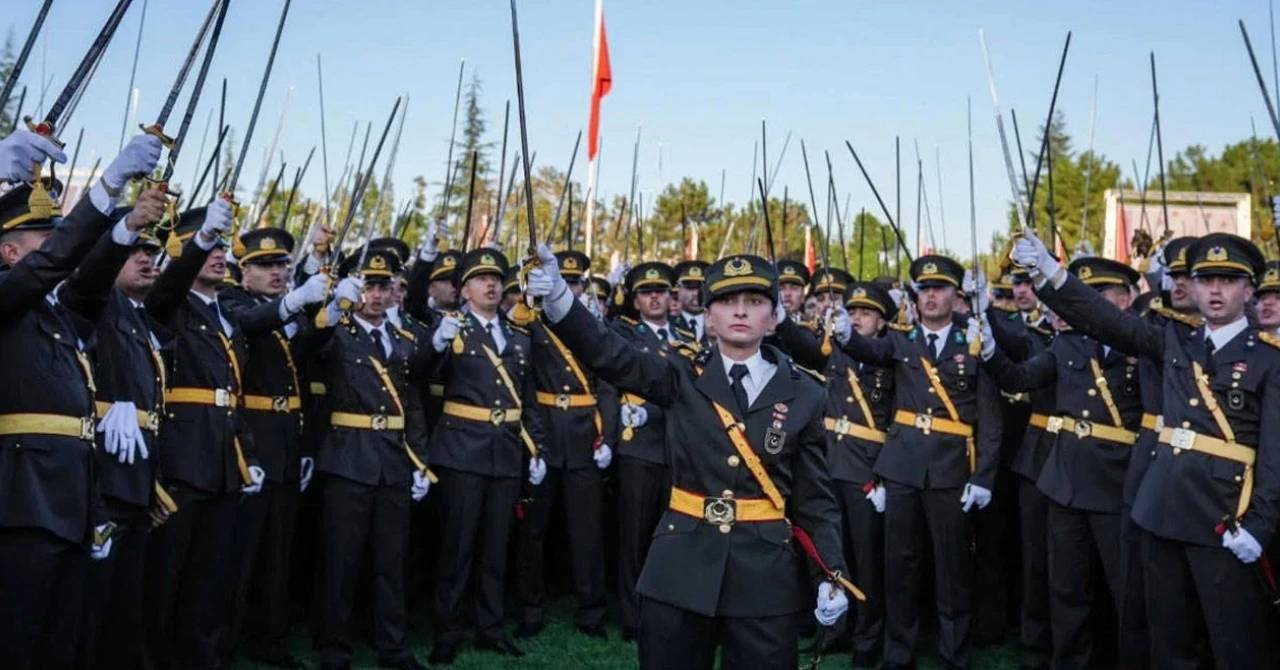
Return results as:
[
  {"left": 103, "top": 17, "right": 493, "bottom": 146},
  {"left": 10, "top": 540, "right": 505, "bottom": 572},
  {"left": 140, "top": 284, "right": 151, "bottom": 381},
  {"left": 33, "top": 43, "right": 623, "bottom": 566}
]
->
[
  {"left": 846, "top": 397, "right": 854, "bottom": 403},
  {"left": 563, "top": 385, "right": 571, "bottom": 392},
  {"left": 356, "top": 358, "right": 362, "bottom": 364},
  {"left": 1081, "top": 410, "right": 1090, "bottom": 418},
  {"left": 494, "top": 400, "right": 501, "bottom": 406},
  {"left": 727, "top": 455, "right": 741, "bottom": 467},
  {"left": 1189, "top": 398, "right": 1200, "bottom": 407},
  {"left": 53, "top": 333, "right": 61, "bottom": 339},
  {"left": 1235, "top": 475, "right": 1244, "bottom": 483},
  {"left": 718, "top": 524, "right": 732, "bottom": 534},
  {"left": 379, "top": 406, "right": 386, "bottom": 411},
  {"left": 667, "top": 524, "right": 675, "bottom": 531},
  {"left": 1150, "top": 450, "right": 1157, "bottom": 457},
  {"left": 722, "top": 490, "right": 734, "bottom": 499},
  {"left": 928, "top": 388, "right": 936, "bottom": 395},
  {"left": 565, "top": 366, "right": 572, "bottom": 372},
  {"left": 1182, "top": 421, "right": 1191, "bottom": 428},
  {"left": 1087, "top": 389, "right": 1097, "bottom": 397},
  {"left": 381, "top": 387, "right": 388, "bottom": 392},
  {"left": 1173, "top": 448, "right": 1182, "bottom": 455}
]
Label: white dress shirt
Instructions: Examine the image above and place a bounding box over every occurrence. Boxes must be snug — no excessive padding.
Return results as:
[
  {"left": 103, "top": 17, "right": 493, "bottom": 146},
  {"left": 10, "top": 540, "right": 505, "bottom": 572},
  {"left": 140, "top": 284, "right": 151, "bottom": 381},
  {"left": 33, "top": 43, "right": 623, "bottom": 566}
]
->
[
  {"left": 190, "top": 290, "right": 234, "bottom": 336},
  {"left": 643, "top": 319, "right": 675, "bottom": 345},
  {"left": 351, "top": 313, "right": 392, "bottom": 358},
  {"left": 919, "top": 322, "right": 953, "bottom": 359},
  {"left": 471, "top": 312, "right": 507, "bottom": 354},
  {"left": 721, "top": 350, "right": 777, "bottom": 407},
  {"left": 681, "top": 311, "right": 704, "bottom": 341},
  {"left": 1205, "top": 316, "right": 1249, "bottom": 353}
]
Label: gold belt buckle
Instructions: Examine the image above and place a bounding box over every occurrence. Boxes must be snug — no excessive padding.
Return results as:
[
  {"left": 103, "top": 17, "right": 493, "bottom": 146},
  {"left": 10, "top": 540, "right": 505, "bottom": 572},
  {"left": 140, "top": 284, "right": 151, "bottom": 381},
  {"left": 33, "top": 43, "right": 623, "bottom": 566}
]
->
[
  {"left": 1073, "top": 420, "right": 1093, "bottom": 439},
  {"left": 1046, "top": 416, "right": 1064, "bottom": 434},
  {"left": 1170, "top": 427, "right": 1195, "bottom": 450},
  {"left": 214, "top": 388, "right": 231, "bottom": 407},
  {"left": 555, "top": 393, "right": 571, "bottom": 411},
  {"left": 144, "top": 411, "right": 160, "bottom": 433},
  {"left": 1153, "top": 415, "right": 1165, "bottom": 432},
  {"left": 80, "top": 417, "right": 96, "bottom": 441},
  {"left": 833, "top": 417, "right": 852, "bottom": 435},
  {"left": 370, "top": 414, "right": 389, "bottom": 431},
  {"left": 703, "top": 497, "right": 737, "bottom": 526},
  {"left": 490, "top": 408, "right": 507, "bottom": 425},
  {"left": 271, "top": 396, "right": 289, "bottom": 412},
  {"left": 914, "top": 413, "right": 933, "bottom": 435}
]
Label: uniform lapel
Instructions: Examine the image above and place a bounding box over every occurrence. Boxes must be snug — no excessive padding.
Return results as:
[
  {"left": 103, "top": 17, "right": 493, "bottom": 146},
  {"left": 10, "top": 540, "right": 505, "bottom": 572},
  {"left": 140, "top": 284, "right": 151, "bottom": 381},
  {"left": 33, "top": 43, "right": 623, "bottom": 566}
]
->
[
  {"left": 749, "top": 347, "right": 795, "bottom": 415},
  {"left": 936, "top": 324, "right": 963, "bottom": 364},
  {"left": 694, "top": 350, "right": 745, "bottom": 420}
]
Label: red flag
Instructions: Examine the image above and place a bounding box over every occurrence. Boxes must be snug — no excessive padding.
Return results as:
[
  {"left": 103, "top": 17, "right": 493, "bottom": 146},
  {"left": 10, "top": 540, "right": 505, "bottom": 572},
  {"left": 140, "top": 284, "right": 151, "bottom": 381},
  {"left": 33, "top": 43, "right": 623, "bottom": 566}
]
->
[
  {"left": 1116, "top": 204, "right": 1129, "bottom": 263},
  {"left": 686, "top": 224, "right": 699, "bottom": 260},
  {"left": 587, "top": 1, "right": 612, "bottom": 161},
  {"left": 804, "top": 226, "right": 816, "bottom": 273}
]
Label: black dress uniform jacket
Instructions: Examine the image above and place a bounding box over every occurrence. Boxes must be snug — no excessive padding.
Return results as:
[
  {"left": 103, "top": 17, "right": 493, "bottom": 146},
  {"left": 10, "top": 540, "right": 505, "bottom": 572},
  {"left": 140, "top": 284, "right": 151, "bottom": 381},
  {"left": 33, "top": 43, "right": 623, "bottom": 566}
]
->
[
  {"left": 1039, "top": 274, "right": 1280, "bottom": 548},
  {"left": 840, "top": 319, "right": 1003, "bottom": 490},
  {"left": 527, "top": 318, "right": 619, "bottom": 470},
  {"left": 0, "top": 197, "right": 123, "bottom": 543},
  {"left": 986, "top": 307, "right": 1057, "bottom": 480},
  {"left": 550, "top": 301, "right": 846, "bottom": 618},
  {"left": 610, "top": 317, "right": 686, "bottom": 466}
]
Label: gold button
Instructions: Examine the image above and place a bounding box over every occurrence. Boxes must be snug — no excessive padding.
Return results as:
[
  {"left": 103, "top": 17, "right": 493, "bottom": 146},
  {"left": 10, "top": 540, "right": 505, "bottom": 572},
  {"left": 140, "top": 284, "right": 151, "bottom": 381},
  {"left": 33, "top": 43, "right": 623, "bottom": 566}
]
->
[
  {"left": 379, "top": 406, "right": 386, "bottom": 411},
  {"left": 1189, "top": 398, "right": 1200, "bottom": 407},
  {"left": 1232, "top": 382, "right": 1239, "bottom": 388},
  {"left": 1233, "top": 372, "right": 1242, "bottom": 380},
  {"left": 727, "top": 455, "right": 741, "bottom": 467},
  {"left": 1081, "top": 410, "right": 1090, "bottom": 418},
  {"left": 563, "top": 385, "right": 571, "bottom": 392},
  {"left": 1235, "top": 475, "right": 1244, "bottom": 483},
  {"left": 1087, "top": 389, "right": 1097, "bottom": 397},
  {"left": 565, "top": 366, "right": 572, "bottom": 372},
  {"left": 846, "top": 397, "right": 854, "bottom": 403},
  {"left": 928, "top": 388, "right": 936, "bottom": 394},
  {"left": 719, "top": 524, "right": 732, "bottom": 534},
  {"left": 1182, "top": 421, "right": 1191, "bottom": 428},
  {"left": 722, "top": 490, "right": 734, "bottom": 499},
  {"left": 381, "top": 387, "right": 388, "bottom": 392}
]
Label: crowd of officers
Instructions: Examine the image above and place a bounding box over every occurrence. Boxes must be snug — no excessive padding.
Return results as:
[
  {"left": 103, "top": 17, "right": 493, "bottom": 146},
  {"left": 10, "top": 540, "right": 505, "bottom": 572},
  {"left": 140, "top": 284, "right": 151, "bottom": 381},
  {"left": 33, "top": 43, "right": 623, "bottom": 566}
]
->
[{"left": 2, "top": 125, "right": 1280, "bottom": 670}]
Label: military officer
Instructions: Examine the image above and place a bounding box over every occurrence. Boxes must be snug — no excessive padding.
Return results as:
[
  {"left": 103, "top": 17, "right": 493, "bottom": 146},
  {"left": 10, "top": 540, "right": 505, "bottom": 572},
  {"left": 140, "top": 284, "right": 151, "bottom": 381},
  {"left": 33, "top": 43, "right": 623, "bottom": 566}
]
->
[
  {"left": 809, "top": 266, "right": 853, "bottom": 318},
  {"left": 308, "top": 248, "right": 431, "bottom": 670},
  {"left": 1254, "top": 260, "right": 1280, "bottom": 332},
  {"left": 673, "top": 259, "right": 710, "bottom": 342},
  {"left": 831, "top": 254, "right": 1003, "bottom": 669},
  {"left": 526, "top": 247, "right": 852, "bottom": 670},
  {"left": 1015, "top": 229, "right": 1280, "bottom": 668},
  {"left": 588, "top": 276, "right": 612, "bottom": 320},
  {"left": 426, "top": 249, "right": 548, "bottom": 664},
  {"left": 406, "top": 230, "right": 462, "bottom": 331},
  {"left": 776, "top": 259, "right": 812, "bottom": 321}
]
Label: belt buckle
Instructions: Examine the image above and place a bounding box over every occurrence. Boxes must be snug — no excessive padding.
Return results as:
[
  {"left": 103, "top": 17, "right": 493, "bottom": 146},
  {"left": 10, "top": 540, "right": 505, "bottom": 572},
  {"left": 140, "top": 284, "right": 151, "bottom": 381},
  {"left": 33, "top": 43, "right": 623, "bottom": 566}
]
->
[
  {"left": 370, "top": 414, "right": 389, "bottom": 431},
  {"left": 913, "top": 413, "right": 933, "bottom": 435},
  {"left": 554, "top": 393, "right": 571, "bottom": 411},
  {"left": 145, "top": 411, "right": 160, "bottom": 433},
  {"left": 703, "top": 497, "right": 737, "bottom": 526},
  {"left": 214, "top": 388, "right": 231, "bottom": 407},
  {"left": 1170, "top": 427, "right": 1195, "bottom": 450},
  {"left": 271, "top": 395, "right": 289, "bottom": 412},
  {"left": 1154, "top": 415, "right": 1165, "bottom": 432},
  {"left": 490, "top": 408, "right": 507, "bottom": 425},
  {"left": 1073, "top": 420, "right": 1092, "bottom": 439},
  {"left": 80, "top": 417, "right": 96, "bottom": 441},
  {"left": 833, "top": 417, "right": 852, "bottom": 435},
  {"left": 1046, "top": 416, "right": 1064, "bottom": 434}
]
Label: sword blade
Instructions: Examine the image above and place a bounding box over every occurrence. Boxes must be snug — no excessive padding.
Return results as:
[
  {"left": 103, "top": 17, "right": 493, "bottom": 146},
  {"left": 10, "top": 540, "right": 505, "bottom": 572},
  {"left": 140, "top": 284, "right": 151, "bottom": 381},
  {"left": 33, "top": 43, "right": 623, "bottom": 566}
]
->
[
  {"left": 155, "top": 0, "right": 223, "bottom": 128},
  {"left": 226, "top": 0, "right": 292, "bottom": 195},
  {"left": 37, "top": 0, "right": 134, "bottom": 134},
  {"left": 0, "top": 0, "right": 55, "bottom": 114}
]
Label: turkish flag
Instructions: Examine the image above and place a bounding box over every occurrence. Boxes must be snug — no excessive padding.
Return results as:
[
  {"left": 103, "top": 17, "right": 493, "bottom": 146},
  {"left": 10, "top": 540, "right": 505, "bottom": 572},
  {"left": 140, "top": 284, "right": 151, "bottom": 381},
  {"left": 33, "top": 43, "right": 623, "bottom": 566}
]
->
[
  {"left": 588, "top": 1, "right": 612, "bottom": 161},
  {"left": 805, "top": 226, "right": 816, "bottom": 273}
]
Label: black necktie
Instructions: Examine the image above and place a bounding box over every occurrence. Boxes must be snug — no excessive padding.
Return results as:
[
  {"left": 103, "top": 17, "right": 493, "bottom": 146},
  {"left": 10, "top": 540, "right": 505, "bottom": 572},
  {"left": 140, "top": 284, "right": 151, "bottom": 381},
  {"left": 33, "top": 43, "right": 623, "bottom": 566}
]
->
[
  {"left": 1204, "top": 336, "right": 1216, "bottom": 375},
  {"left": 729, "top": 363, "right": 750, "bottom": 415},
  {"left": 657, "top": 328, "right": 668, "bottom": 343},
  {"left": 370, "top": 329, "right": 387, "bottom": 362},
  {"left": 485, "top": 323, "right": 500, "bottom": 353},
  {"left": 206, "top": 299, "right": 222, "bottom": 326},
  {"left": 927, "top": 333, "right": 939, "bottom": 361}
]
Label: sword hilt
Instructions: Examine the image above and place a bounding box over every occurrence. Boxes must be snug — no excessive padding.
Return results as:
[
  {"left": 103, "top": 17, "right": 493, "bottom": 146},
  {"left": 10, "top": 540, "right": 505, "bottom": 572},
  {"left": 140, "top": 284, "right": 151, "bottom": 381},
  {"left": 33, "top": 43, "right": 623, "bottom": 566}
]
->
[
  {"left": 140, "top": 123, "right": 177, "bottom": 150},
  {"left": 24, "top": 116, "right": 65, "bottom": 149}
]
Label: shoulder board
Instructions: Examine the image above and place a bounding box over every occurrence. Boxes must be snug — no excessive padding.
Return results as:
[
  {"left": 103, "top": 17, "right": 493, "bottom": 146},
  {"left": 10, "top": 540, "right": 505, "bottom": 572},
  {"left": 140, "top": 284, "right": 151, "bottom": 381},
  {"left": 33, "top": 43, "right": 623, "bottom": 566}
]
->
[
  {"left": 1029, "top": 324, "right": 1053, "bottom": 337},
  {"left": 791, "top": 362, "right": 827, "bottom": 384},
  {"left": 673, "top": 339, "right": 702, "bottom": 353},
  {"left": 339, "top": 315, "right": 352, "bottom": 327},
  {"left": 676, "top": 328, "right": 697, "bottom": 340},
  {"left": 797, "top": 319, "right": 821, "bottom": 332},
  {"left": 394, "top": 326, "right": 417, "bottom": 343},
  {"left": 1152, "top": 305, "right": 1203, "bottom": 329},
  {"left": 507, "top": 324, "right": 528, "bottom": 334},
  {"left": 620, "top": 316, "right": 638, "bottom": 327},
  {"left": 693, "top": 346, "right": 714, "bottom": 369},
  {"left": 889, "top": 322, "right": 913, "bottom": 332},
  {"left": 1258, "top": 331, "right": 1280, "bottom": 351}
]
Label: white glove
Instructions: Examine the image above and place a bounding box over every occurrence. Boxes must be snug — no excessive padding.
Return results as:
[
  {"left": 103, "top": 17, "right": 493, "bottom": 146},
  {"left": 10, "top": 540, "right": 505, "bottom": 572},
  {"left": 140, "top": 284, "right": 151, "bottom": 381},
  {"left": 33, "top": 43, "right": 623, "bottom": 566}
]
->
[
  {"left": 529, "top": 457, "right": 547, "bottom": 486},
  {"left": 1073, "top": 239, "right": 1096, "bottom": 260},
  {"left": 90, "top": 525, "right": 114, "bottom": 561},
  {"left": 103, "top": 134, "right": 164, "bottom": 191},
  {"left": 97, "top": 401, "right": 150, "bottom": 465},
  {"left": 888, "top": 287, "right": 906, "bottom": 308},
  {"left": 201, "top": 197, "right": 234, "bottom": 240},
  {"left": 960, "top": 483, "right": 992, "bottom": 512},
  {"left": 411, "top": 470, "right": 431, "bottom": 502},
  {"left": 418, "top": 222, "right": 441, "bottom": 262},
  {"left": 0, "top": 129, "right": 67, "bottom": 182},
  {"left": 241, "top": 465, "right": 265, "bottom": 494},
  {"left": 969, "top": 266, "right": 990, "bottom": 314},
  {"left": 1223, "top": 526, "right": 1264, "bottom": 564},
  {"left": 1144, "top": 245, "right": 1168, "bottom": 292},
  {"left": 865, "top": 483, "right": 886, "bottom": 513},
  {"left": 594, "top": 443, "right": 613, "bottom": 469},
  {"left": 283, "top": 273, "right": 330, "bottom": 314},
  {"left": 607, "top": 262, "right": 629, "bottom": 287},
  {"left": 431, "top": 314, "right": 463, "bottom": 353},
  {"left": 979, "top": 320, "right": 995, "bottom": 360},
  {"left": 1012, "top": 228, "right": 1061, "bottom": 284},
  {"left": 299, "top": 456, "right": 315, "bottom": 493},
  {"left": 774, "top": 301, "right": 787, "bottom": 328},
  {"left": 831, "top": 307, "right": 852, "bottom": 345},
  {"left": 621, "top": 403, "right": 649, "bottom": 428},
  {"left": 814, "top": 581, "right": 850, "bottom": 626},
  {"left": 525, "top": 244, "right": 565, "bottom": 298},
  {"left": 578, "top": 291, "right": 602, "bottom": 319},
  {"left": 333, "top": 276, "right": 363, "bottom": 307}
]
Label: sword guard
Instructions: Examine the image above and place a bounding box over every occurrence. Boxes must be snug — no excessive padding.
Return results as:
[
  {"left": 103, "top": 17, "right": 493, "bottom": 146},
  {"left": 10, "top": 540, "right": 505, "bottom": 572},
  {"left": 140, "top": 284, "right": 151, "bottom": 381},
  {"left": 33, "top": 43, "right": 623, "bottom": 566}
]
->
[
  {"left": 140, "top": 123, "right": 176, "bottom": 150},
  {"left": 24, "top": 117, "right": 65, "bottom": 149}
]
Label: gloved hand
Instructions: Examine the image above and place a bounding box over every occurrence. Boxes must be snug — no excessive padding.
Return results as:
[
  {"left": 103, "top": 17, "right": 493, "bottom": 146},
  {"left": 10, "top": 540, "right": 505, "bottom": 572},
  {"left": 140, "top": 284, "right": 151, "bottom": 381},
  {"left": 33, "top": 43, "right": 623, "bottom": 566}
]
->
[
  {"left": 968, "top": 266, "right": 990, "bottom": 314},
  {"left": 865, "top": 483, "right": 886, "bottom": 513},
  {"left": 103, "top": 134, "right": 164, "bottom": 192},
  {"left": 979, "top": 320, "right": 996, "bottom": 360},
  {"left": 125, "top": 189, "right": 169, "bottom": 232},
  {"left": 607, "top": 262, "right": 630, "bottom": 287},
  {"left": 90, "top": 525, "right": 114, "bottom": 561},
  {"left": 621, "top": 403, "right": 649, "bottom": 428},
  {"left": 411, "top": 470, "right": 431, "bottom": 502},
  {"left": 814, "top": 581, "right": 849, "bottom": 626},
  {"left": 579, "top": 291, "right": 602, "bottom": 319},
  {"left": 97, "top": 401, "right": 149, "bottom": 465},
  {"left": 888, "top": 287, "right": 906, "bottom": 308},
  {"left": 431, "top": 314, "right": 463, "bottom": 353},
  {"left": 201, "top": 197, "right": 234, "bottom": 241},
  {"left": 1073, "top": 239, "right": 1097, "bottom": 260},
  {"left": 831, "top": 306, "right": 852, "bottom": 344},
  {"left": 284, "top": 273, "right": 330, "bottom": 314},
  {"left": 299, "top": 456, "right": 315, "bottom": 493},
  {"left": 1222, "top": 526, "right": 1264, "bottom": 563},
  {"left": 525, "top": 244, "right": 564, "bottom": 299},
  {"left": 1144, "top": 243, "right": 1168, "bottom": 293},
  {"left": 594, "top": 443, "right": 613, "bottom": 469},
  {"left": 418, "top": 222, "right": 440, "bottom": 262},
  {"left": 0, "top": 129, "right": 68, "bottom": 182},
  {"left": 1012, "top": 228, "right": 1061, "bottom": 284},
  {"left": 241, "top": 465, "right": 266, "bottom": 494},
  {"left": 528, "top": 457, "right": 547, "bottom": 486},
  {"left": 333, "top": 276, "right": 363, "bottom": 308},
  {"left": 960, "top": 482, "right": 992, "bottom": 512}
]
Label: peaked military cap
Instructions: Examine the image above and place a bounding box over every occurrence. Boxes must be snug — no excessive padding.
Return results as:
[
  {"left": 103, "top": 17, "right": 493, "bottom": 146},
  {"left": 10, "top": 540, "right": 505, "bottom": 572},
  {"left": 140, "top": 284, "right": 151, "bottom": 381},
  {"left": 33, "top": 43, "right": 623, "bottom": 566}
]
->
[
  {"left": 237, "top": 228, "right": 295, "bottom": 265},
  {"left": 1258, "top": 260, "right": 1280, "bottom": 295},
  {"left": 458, "top": 248, "right": 509, "bottom": 284},
  {"left": 1068, "top": 256, "right": 1140, "bottom": 289},
  {"left": 626, "top": 262, "right": 674, "bottom": 293},
  {"left": 338, "top": 247, "right": 402, "bottom": 280},
  {"left": 910, "top": 254, "right": 965, "bottom": 288},
  {"left": 991, "top": 269, "right": 1015, "bottom": 295},
  {"left": 556, "top": 250, "right": 590, "bottom": 279},
  {"left": 503, "top": 266, "right": 521, "bottom": 294},
  {"left": 845, "top": 280, "right": 897, "bottom": 321},
  {"left": 368, "top": 237, "right": 411, "bottom": 265},
  {"left": 776, "top": 259, "right": 811, "bottom": 287},
  {"left": 0, "top": 177, "right": 63, "bottom": 232},
  {"left": 1008, "top": 262, "right": 1032, "bottom": 282},
  {"left": 674, "top": 259, "right": 710, "bottom": 285},
  {"left": 1163, "top": 236, "right": 1198, "bottom": 275},
  {"left": 1187, "top": 233, "right": 1265, "bottom": 282},
  {"left": 223, "top": 262, "right": 242, "bottom": 287},
  {"left": 430, "top": 249, "right": 463, "bottom": 282},
  {"left": 704, "top": 254, "right": 777, "bottom": 303},
  {"left": 810, "top": 266, "right": 853, "bottom": 294},
  {"left": 589, "top": 276, "right": 612, "bottom": 301}
]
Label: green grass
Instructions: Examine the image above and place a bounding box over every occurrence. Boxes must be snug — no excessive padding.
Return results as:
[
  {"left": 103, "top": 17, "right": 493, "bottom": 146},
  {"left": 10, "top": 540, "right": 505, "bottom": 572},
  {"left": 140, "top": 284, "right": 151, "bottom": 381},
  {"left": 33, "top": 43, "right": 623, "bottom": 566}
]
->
[{"left": 236, "top": 598, "right": 1024, "bottom": 669}]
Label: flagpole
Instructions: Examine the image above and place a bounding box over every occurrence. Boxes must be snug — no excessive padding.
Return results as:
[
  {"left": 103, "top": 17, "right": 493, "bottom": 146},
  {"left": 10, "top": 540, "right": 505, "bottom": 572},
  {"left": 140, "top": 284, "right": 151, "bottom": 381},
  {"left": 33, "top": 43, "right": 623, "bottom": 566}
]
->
[
  {"left": 584, "top": 154, "right": 599, "bottom": 257},
  {"left": 584, "top": 0, "right": 607, "bottom": 259}
]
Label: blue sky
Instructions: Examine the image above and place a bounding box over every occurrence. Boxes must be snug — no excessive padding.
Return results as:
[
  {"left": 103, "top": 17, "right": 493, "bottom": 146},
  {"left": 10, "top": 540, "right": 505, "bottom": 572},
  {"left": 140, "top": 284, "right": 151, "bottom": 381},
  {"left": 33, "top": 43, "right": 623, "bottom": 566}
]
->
[{"left": 6, "top": 0, "right": 1278, "bottom": 253}]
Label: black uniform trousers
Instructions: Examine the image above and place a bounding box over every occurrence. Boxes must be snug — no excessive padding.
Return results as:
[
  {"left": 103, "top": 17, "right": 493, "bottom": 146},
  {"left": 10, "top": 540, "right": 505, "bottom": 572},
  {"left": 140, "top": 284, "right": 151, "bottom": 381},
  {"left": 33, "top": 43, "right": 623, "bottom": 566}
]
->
[
  {"left": 516, "top": 464, "right": 606, "bottom": 628},
  {"left": 144, "top": 489, "right": 239, "bottom": 670},
  {"left": 76, "top": 503, "right": 150, "bottom": 670},
  {"left": 1117, "top": 508, "right": 1149, "bottom": 670},
  {"left": 433, "top": 467, "right": 519, "bottom": 644},
  {"left": 835, "top": 480, "right": 884, "bottom": 657},
  {"left": 221, "top": 480, "right": 299, "bottom": 662},
  {"left": 1018, "top": 478, "right": 1052, "bottom": 670},
  {"left": 0, "top": 528, "right": 88, "bottom": 670},
  {"left": 973, "top": 467, "right": 1019, "bottom": 644},
  {"left": 637, "top": 597, "right": 799, "bottom": 670},
  {"left": 617, "top": 456, "right": 671, "bottom": 636},
  {"left": 883, "top": 480, "right": 973, "bottom": 669},
  {"left": 1141, "top": 530, "right": 1279, "bottom": 669},
  {"left": 318, "top": 475, "right": 411, "bottom": 666},
  {"left": 1046, "top": 502, "right": 1122, "bottom": 670}
]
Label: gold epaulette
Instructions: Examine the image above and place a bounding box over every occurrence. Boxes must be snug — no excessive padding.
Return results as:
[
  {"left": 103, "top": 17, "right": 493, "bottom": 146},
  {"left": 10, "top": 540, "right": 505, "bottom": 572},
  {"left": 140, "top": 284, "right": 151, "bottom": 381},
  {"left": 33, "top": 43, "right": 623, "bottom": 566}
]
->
[
  {"left": 620, "top": 316, "right": 638, "bottom": 327},
  {"left": 889, "top": 322, "right": 913, "bottom": 332},
  {"left": 1259, "top": 331, "right": 1280, "bottom": 351},
  {"left": 507, "top": 323, "right": 529, "bottom": 334},
  {"left": 992, "top": 303, "right": 1018, "bottom": 313},
  {"left": 791, "top": 362, "right": 827, "bottom": 384},
  {"left": 676, "top": 328, "right": 697, "bottom": 341},
  {"left": 1029, "top": 324, "right": 1053, "bottom": 337},
  {"left": 1152, "top": 305, "right": 1203, "bottom": 329},
  {"left": 506, "top": 304, "right": 538, "bottom": 327}
]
